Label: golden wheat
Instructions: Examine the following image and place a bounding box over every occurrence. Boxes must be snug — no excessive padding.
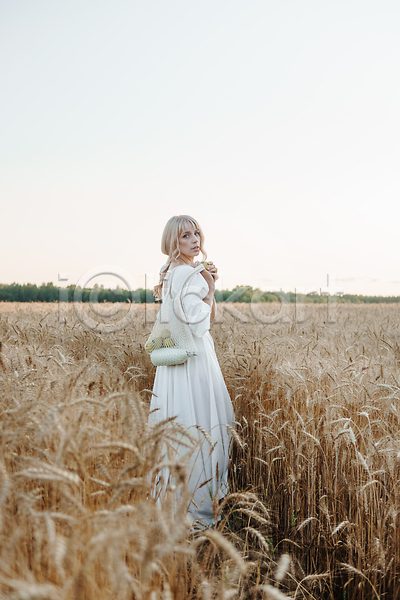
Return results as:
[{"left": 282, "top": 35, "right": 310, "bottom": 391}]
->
[{"left": 1, "top": 301, "right": 400, "bottom": 598}]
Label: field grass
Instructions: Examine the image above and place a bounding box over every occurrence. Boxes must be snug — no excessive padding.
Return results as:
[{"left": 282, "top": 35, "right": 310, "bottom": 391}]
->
[{"left": 1, "top": 300, "right": 400, "bottom": 599}]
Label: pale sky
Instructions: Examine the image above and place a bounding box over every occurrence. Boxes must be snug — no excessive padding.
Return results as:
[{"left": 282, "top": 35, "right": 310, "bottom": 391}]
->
[{"left": 1, "top": 0, "right": 399, "bottom": 296}]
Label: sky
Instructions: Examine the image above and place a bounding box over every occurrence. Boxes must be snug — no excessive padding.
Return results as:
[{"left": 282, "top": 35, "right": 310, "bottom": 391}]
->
[{"left": 1, "top": 0, "right": 400, "bottom": 296}]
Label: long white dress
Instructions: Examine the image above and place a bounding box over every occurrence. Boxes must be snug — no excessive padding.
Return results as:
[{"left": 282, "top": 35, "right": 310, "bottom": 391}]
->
[{"left": 149, "top": 265, "right": 234, "bottom": 526}]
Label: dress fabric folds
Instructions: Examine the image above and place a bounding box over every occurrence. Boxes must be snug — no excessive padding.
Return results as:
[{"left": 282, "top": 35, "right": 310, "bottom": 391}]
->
[{"left": 149, "top": 265, "right": 234, "bottom": 526}]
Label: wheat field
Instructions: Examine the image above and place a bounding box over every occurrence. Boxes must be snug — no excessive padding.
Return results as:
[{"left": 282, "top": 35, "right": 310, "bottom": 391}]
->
[{"left": 1, "top": 300, "right": 400, "bottom": 600}]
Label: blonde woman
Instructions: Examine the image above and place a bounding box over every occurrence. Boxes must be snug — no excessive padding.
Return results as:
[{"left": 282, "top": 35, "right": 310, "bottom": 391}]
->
[{"left": 149, "top": 215, "right": 234, "bottom": 527}]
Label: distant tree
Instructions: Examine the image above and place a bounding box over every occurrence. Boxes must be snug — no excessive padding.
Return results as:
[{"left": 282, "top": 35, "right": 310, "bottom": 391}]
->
[{"left": 1, "top": 282, "right": 400, "bottom": 304}]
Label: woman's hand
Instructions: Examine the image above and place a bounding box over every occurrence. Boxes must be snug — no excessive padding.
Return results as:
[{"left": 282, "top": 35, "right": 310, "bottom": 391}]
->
[
  {"left": 191, "top": 261, "right": 215, "bottom": 310},
  {"left": 192, "top": 261, "right": 219, "bottom": 282},
  {"left": 200, "top": 269, "right": 215, "bottom": 291},
  {"left": 192, "top": 261, "right": 215, "bottom": 293},
  {"left": 205, "top": 261, "right": 219, "bottom": 282}
]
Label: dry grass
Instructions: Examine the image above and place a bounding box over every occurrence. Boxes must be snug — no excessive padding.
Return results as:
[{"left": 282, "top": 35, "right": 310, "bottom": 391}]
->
[{"left": 1, "top": 300, "right": 400, "bottom": 599}]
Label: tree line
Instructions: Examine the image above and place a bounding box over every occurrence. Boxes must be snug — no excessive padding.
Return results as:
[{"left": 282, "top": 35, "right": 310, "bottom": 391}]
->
[{"left": 1, "top": 282, "right": 400, "bottom": 304}]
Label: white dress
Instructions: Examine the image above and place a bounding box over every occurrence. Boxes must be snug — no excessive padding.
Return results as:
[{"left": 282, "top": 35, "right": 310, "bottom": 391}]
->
[{"left": 149, "top": 265, "right": 234, "bottom": 526}]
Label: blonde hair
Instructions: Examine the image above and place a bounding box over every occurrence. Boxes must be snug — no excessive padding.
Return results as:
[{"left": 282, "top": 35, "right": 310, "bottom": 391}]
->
[{"left": 153, "top": 215, "right": 207, "bottom": 301}]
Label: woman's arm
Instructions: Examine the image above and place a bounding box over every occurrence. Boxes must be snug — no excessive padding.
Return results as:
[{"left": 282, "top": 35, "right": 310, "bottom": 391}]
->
[
  {"left": 201, "top": 270, "right": 216, "bottom": 321},
  {"left": 210, "top": 296, "right": 216, "bottom": 324},
  {"left": 191, "top": 261, "right": 217, "bottom": 324}
]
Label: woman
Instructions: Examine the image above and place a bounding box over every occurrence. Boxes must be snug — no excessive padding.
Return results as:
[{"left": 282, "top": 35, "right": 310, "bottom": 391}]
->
[{"left": 149, "top": 215, "right": 234, "bottom": 527}]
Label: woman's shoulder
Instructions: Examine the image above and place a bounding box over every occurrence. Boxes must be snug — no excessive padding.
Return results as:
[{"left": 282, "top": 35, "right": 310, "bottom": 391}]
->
[
  {"left": 168, "top": 264, "right": 197, "bottom": 278},
  {"left": 169, "top": 265, "right": 206, "bottom": 290}
]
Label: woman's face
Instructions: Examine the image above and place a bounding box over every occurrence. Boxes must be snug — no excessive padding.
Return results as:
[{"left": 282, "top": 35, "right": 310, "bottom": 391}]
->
[{"left": 178, "top": 223, "right": 201, "bottom": 261}]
